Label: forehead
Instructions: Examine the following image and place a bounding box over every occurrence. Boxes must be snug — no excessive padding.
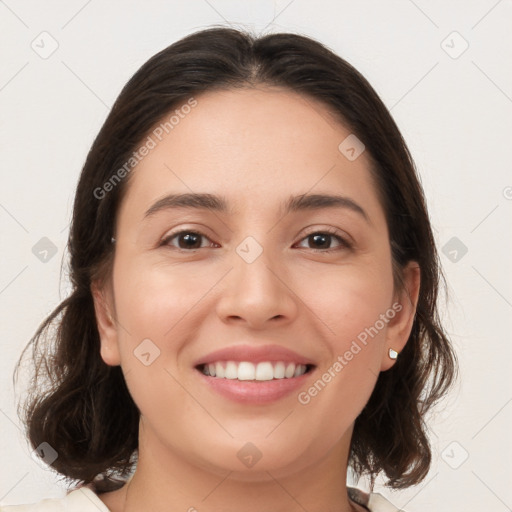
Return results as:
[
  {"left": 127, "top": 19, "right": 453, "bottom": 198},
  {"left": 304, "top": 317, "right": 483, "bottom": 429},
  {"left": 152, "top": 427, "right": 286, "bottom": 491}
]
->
[{"left": 118, "top": 87, "right": 384, "bottom": 225}]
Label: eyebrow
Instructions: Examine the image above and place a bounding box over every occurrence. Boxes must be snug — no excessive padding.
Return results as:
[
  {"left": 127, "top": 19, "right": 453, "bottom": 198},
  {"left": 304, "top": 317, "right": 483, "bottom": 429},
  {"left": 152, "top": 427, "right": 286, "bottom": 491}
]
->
[{"left": 144, "top": 192, "right": 370, "bottom": 223}]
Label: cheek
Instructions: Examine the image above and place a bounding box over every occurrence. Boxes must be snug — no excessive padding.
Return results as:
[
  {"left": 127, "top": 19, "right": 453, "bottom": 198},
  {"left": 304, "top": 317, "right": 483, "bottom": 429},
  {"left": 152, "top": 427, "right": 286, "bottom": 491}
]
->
[
  {"left": 293, "top": 259, "right": 393, "bottom": 418},
  {"left": 113, "top": 255, "right": 211, "bottom": 347},
  {"left": 303, "top": 256, "right": 394, "bottom": 349},
  {"left": 110, "top": 258, "right": 204, "bottom": 435}
]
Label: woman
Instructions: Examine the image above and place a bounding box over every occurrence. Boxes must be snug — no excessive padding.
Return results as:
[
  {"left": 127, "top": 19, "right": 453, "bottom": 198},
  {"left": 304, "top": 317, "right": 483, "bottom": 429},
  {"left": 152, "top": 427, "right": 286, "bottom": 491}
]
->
[{"left": 5, "top": 27, "right": 456, "bottom": 512}]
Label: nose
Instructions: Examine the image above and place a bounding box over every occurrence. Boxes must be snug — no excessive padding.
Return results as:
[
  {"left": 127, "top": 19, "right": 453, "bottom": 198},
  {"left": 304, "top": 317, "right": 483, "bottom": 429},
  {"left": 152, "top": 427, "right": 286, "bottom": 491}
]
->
[{"left": 215, "top": 246, "right": 299, "bottom": 329}]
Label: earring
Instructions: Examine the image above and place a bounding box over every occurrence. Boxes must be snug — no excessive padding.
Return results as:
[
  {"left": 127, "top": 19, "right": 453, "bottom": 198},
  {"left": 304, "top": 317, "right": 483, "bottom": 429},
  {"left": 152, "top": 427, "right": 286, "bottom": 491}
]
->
[
  {"left": 388, "top": 348, "right": 399, "bottom": 360},
  {"left": 111, "top": 237, "right": 116, "bottom": 244}
]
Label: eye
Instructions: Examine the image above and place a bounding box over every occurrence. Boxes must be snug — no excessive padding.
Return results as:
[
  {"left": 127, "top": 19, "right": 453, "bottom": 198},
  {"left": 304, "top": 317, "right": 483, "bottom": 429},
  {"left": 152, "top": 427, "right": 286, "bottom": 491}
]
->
[
  {"left": 160, "top": 228, "right": 352, "bottom": 253},
  {"left": 160, "top": 230, "right": 217, "bottom": 251},
  {"left": 294, "top": 229, "right": 352, "bottom": 253}
]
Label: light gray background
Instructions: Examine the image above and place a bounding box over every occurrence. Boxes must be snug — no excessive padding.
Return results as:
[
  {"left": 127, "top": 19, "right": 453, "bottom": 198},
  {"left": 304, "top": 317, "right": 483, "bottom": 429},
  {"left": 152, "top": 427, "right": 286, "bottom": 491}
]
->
[{"left": 1, "top": 1, "right": 511, "bottom": 510}]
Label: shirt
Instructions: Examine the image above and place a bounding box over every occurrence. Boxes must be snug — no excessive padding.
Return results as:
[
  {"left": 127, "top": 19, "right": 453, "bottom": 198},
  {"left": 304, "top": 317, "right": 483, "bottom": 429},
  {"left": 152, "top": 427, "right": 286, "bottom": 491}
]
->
[{"left": 0, "top": 486, "right": 405, "bottom": 511}]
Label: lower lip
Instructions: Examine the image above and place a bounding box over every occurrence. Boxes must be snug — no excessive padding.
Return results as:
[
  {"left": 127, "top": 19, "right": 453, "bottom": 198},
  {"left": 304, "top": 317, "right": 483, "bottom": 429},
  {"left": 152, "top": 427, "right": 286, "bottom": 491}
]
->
[{"left": 195, "top": 367, "right": 315, "bottom": 404}]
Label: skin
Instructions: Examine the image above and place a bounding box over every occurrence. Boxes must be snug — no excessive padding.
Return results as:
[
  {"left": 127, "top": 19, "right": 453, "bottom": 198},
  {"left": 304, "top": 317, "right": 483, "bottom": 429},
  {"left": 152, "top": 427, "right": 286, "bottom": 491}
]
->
[{"left": 92, "top": 87, "right": 420, "bottom": 512}]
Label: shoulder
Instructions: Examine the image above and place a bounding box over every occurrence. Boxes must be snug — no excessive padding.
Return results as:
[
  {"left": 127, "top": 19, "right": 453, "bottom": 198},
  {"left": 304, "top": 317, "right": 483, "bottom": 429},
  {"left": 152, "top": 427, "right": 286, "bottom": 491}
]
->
[
  {"left": 349, "top": 487, "right": 406, "bottom": 512},
  {"left": 0, "top": 487, "right": 110, "bottom": 512}
]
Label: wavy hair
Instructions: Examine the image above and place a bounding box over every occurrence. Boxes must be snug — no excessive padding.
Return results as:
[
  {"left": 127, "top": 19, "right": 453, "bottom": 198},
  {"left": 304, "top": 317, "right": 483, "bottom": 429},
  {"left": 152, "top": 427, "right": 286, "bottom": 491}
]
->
[{"left": 13, "top": 26, "right": 457, "bottom": 493}]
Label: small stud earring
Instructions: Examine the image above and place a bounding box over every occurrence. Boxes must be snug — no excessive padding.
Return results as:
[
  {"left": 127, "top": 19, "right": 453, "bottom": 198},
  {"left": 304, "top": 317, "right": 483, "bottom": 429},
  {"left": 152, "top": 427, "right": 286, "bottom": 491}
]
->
[
  {"left": 111, "top": 237, "right": 116, "bottom": 244},
  {"left": 388, "top": 348, "right": 398, "bottom": 360}
]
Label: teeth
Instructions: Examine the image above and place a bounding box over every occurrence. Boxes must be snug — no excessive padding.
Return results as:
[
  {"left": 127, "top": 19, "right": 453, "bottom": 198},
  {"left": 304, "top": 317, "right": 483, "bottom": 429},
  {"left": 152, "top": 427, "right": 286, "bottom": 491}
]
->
[
  {"left": 238, "top": 362, "right": 255, "bottom": 380},
  {"left": 274, "top": 362, "right": 285, "bottom": 379},
  {"left": 225, "top": 361, "right": 237, "bottom": 379},
  {"left": 285, "top": 362, "right": 296, "bottom": 378},
  {"left": 215, "top": 362, "right": 225, "bottom": 378},
  {"left": 201, "top": 361, "right": 308, "bottom": 380},
  {"left": 255, "top": 362, "right": 274, "bottom": 381}
]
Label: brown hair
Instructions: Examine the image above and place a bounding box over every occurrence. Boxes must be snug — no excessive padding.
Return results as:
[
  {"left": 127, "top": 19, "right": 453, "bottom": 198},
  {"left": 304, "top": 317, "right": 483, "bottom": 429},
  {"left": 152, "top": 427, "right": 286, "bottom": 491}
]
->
[{"left": 13, "top": 26, "right": 457, "bottom": 493}]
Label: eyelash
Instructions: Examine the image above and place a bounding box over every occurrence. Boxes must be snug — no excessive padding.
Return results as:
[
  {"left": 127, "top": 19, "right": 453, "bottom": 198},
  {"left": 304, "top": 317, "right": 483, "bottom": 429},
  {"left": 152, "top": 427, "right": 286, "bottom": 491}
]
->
[{"left": 159, "top": 227, "right": 353, "bottom": 254}]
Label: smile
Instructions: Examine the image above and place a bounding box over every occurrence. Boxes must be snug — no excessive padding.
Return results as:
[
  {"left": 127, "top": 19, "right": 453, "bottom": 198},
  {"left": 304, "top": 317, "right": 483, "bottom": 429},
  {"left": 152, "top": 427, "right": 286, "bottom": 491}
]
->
[{"left": 198, "top": 361, "right": 313, "bottom": 381}]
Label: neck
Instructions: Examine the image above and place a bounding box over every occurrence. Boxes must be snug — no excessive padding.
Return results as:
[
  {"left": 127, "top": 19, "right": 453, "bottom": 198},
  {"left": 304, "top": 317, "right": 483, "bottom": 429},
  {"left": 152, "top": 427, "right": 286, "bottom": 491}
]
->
[{"left": 110, "top": 423, "right": 358, "bottom": 512}]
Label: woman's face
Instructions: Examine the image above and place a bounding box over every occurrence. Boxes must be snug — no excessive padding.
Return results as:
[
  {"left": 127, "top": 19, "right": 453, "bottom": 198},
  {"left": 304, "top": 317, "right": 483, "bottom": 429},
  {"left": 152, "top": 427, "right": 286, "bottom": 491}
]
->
[{"left": 93, "top": 87, "right": 418, "bottom": 480}]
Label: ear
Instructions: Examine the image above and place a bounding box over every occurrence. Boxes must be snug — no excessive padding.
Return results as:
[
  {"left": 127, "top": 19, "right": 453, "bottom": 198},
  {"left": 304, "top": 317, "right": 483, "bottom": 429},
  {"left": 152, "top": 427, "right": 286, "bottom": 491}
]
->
[
  {"left": 91, "top": 279, "right": 121, "bottom": 366},
  {"left": 380, "top": 261, "right": 421, "bottom": 371}
]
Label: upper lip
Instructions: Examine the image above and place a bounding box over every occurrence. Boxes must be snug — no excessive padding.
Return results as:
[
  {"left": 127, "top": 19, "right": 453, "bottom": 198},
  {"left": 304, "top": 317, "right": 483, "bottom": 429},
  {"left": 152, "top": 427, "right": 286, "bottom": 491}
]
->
[{"left": 194, "top": 344, "right": 316, "bottom": 367}]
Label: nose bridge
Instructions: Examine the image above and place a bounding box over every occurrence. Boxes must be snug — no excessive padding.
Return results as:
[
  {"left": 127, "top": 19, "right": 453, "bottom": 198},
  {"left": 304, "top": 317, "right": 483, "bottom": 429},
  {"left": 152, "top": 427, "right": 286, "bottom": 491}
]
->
[
  {"left": 215, "top": 234, "right": 297, "bottom": 325},
  {"left": 233, "top": 235, "right": 283, "bottom": 299}
]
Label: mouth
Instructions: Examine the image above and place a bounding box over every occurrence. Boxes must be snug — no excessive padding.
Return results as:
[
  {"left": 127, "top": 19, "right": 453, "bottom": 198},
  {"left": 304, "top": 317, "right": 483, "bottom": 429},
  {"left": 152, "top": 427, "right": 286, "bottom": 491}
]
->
[
  {"left": 195, "top": 361, "right": 316, "bottom": 404},
  {"left": 192, "top": 344, "right": 317, "bottom": 403},
  {"left": 195, "top": 361, "right": 316, "bottom": 381}
]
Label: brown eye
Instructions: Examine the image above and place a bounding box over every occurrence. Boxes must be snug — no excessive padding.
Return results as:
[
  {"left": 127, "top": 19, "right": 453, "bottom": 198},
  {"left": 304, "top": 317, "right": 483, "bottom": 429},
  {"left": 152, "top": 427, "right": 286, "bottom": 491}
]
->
[
  {"left": 161, "top": 230, "right": 214, "bottom": 250},
  {"left": 295, "top": 230, "right": 352, "bottom": 252}
]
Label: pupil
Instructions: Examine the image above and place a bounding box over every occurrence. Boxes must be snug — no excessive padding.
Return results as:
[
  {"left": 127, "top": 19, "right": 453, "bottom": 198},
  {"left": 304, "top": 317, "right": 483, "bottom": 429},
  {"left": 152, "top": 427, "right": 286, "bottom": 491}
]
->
[
  {"left": 311, "top": 234, "right": 329, "bottom": 249},
  {"left": 180, "top": 233, "right": 200, "bottom": 249}
]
